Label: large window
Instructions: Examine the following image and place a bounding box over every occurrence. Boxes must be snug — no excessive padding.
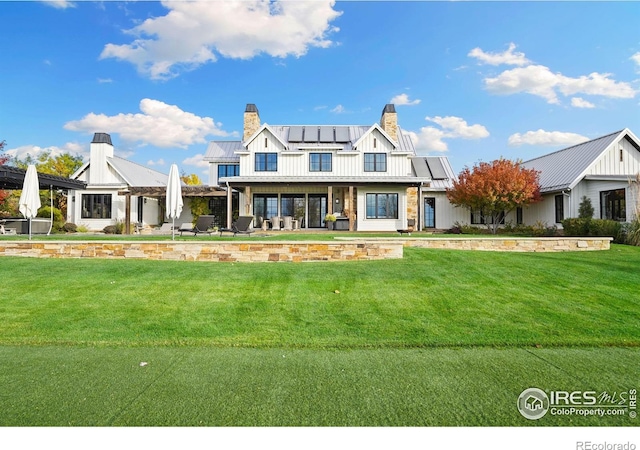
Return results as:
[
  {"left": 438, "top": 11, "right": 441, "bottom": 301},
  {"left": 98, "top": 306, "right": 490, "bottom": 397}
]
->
[
  {"left": 424, "top": 197, "right": 436, "bottom": 228},
  {"left": 81, "top": 194, "right": 112, "bottom": 219},
  {"left": 309, "top": 153, "right": 332, "bottom": 172},
  {"left": 218, "top": 164, "right": 239, "bottom": 179},
  {"left": 600, "top": 189, "right": 626, "bottom": 221},
  {"left": 254, "top": 194, "right": 278, "bottom": 221},
  {"left": 364, "top": 153, "right": 387, "bottom": 172},
  {"left": 366, "top": 193, "right": 398, "bottom": 219},
  {"left": 555, "top": 195, "right": 564, "bottom": 223},
  {"left": 471, "top": 210, "right": 505, "bottom": 225},
  {"left": 281, "top": 194, "right": 306, "bottom": 219},
  {"left": 255, "top": 153, "right": 277, "bottom": 172}
]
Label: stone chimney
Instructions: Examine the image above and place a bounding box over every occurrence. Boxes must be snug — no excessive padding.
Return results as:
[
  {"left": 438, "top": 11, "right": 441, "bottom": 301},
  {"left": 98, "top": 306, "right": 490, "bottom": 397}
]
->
[
  {"left": 243, "top": 104, "right": 261, "bottom": 142},
  {"left": 89, "top": 132, "right": 114, "bottom": 184},
  {"left": 380, "top": 104, "right": 398, "bottom": 142}
]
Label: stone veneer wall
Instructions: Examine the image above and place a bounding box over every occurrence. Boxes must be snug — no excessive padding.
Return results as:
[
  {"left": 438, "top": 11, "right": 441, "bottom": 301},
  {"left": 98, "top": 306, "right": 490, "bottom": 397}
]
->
[
  {"left": 403, "top": 237, "right": 612, "bottom": 252},
  {"left": 0, "top": 241, "right": 403, "bottom": 263}
]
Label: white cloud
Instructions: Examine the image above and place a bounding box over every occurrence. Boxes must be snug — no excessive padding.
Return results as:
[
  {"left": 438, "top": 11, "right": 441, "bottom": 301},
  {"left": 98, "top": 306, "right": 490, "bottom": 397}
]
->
[
  {"left": 97, "top": 78, "right": 113, "bottom": 84},
  {"left": 147, "top": 158, "right": 165, "bottom": 166},
  {"left": 182, "top": 154, "right": 209, "bottom": 168},
  {"left": 390, "top": 93, "right": 421, "bottom": 106},
  {"left": 631, "top": 52, "right": 640, "bottom": 72},
  {"left": 483, "top": 64, "right": 636, "bottom": 104},
  {"left": 101, "top": 0, "right": 342, "bottom": 80},
  {"left": 64, "top": 98, "right": 231, "bottom": 148},
  {"left": 413, "top": 116, "right": 489, "bottom": 152},
  {"left": 331, "top": 104, "right": 346, "bottom": 114},
  {"left": 508, "top": 130, "right": 589, "bottom": 147},
  {"left": 468, "top": 43, "right": 530, "bottom": 66},
  {"left": 41, "top": 1, "right": 75, "bottom": 9},
  {"left": 5, "top": 142, "right": 88, "bottom": 161},
  {"left": 571, "top": 97, "right": 595, "bottom": 109}
]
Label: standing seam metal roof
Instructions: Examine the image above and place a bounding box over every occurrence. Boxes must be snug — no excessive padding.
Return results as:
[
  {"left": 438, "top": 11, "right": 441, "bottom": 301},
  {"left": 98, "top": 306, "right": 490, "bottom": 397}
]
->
[{"left": 521, "top": 130, "right": 624, "bottom": 193}]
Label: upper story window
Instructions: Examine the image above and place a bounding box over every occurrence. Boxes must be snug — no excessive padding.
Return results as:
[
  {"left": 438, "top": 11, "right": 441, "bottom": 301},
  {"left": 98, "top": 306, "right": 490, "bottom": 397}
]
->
[
  {"left": 364, "top": 153, "right": 387, "bottom": 172},
  {"left": 81, "top": 194, "right": 112, "bottom": 219},
  {"left": 255, "top": 153, "right": 277, "bottom": 172},
  {"left": 309, "top": 153, "right": 332, "bottom": 172},
  {"left": 218, "top": 164, "right": 239, "bottom": 179}
]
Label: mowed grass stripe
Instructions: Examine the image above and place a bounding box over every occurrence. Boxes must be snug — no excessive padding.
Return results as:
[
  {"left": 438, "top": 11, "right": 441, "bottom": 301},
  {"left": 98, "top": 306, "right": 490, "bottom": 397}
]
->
[
  {"left": 0, "top": 245, "right": 638, "bottom": 348},
  {"left": 0, "top": 346, "right": 637, "bottom": 426}
]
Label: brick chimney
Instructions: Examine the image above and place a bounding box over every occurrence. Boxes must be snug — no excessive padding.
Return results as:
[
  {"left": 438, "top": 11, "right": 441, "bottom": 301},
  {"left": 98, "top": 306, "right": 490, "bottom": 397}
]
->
[
  {"left": 380, "top": 104, "right": 397, "bottom": 142},
  {"left": 89, "top": 132, "right": 114, "bottom": 184},
  {"left": 243, "top": 104, "right": 261, "bottom": 142}
]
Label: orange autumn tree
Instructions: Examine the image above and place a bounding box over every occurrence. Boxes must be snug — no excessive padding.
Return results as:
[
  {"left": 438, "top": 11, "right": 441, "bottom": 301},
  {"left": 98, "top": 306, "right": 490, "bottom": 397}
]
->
[{"left": 446, "top": 158, "right": 542, "bottom": 234}]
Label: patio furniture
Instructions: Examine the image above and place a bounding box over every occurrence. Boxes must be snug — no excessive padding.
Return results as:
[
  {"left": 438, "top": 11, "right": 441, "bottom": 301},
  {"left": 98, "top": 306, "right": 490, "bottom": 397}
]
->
[
  {"left": 179, "top": 215, "right": 216, "bottom": 236},
  {"left": 271, "top": 216, "right": 281, "bottom": 231},
  {"left": 219, "top": 216, "right": 255, "bottom": 237},
  {"left": 283, "top": 216, "right": 293, "bottom": 231},
  {"left": 397, "top": 219, "right": 416, "bottom": 236}
]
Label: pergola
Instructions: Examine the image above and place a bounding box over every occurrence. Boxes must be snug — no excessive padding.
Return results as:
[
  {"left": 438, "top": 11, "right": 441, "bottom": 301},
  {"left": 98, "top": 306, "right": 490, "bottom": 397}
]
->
[
  {"left": 0, "top": 165, "right": 87, "bottom": 190},
  {"left": 117, "top": 185, "right": 228, "bottom": 234}
]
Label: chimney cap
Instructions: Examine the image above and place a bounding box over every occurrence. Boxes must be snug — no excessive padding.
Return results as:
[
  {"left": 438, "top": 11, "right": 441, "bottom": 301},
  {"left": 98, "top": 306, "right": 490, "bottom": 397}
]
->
[
  {"left": 382, "top": 104, "right": 396, "bottom": 114},
  {"left": 91, "top": 133, "right": 112, "bottom": 145},
  {"left": 245, "top": 104, "right": 259, "bottom": 114}
]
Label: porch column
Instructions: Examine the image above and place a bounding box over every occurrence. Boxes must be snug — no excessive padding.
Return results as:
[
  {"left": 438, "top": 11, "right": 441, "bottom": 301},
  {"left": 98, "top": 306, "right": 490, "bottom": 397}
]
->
[
  {"left": 348, "top": 185, "right": 354, "bottom": 231},
  {"left": 327, "top": 186, "right": 333, "bottom": 215},
  {"left": 417, "top": 184, "right": 423, "bottom": 230},
  {"left": 245, "top": 185, "right": 251, "bottom": 216},
  {"left": 124, "top": 192, "right": 131, "bottom": 235},
  {"left": 226, "top": 186, "right": 233, "bottom": 229}
]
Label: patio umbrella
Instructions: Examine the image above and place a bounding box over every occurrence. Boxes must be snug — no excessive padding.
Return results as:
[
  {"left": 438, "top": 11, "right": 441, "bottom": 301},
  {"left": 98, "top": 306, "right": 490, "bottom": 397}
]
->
[
  {"left": 165, "top": 163, "right": 183, "bottom": 241},
  {"left": 19, "top": 164, "right": 41, "bottom": 240}
]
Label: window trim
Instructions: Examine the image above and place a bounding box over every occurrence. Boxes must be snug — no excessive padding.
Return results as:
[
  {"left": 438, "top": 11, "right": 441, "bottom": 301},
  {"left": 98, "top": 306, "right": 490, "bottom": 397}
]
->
[
  {"left": 364, "top": 153, "right": 387, "bottom": 172},
  {"left": 366, "top": 193, "right": 398, "bottom": 219},
  {"left": 217, "top": 164, "right": 239, "bottom": 179},
  {"left": 309, "top": 153, "right": 332, "bottom": 172},
  {"left": 600, "top": 188, "right": 626, "bottom": 222},
  {"left": 471, "top": 209, "right": 505, "bottom": 225},
  {"left": 81, "top": 194, "right": 112, "bottom": 219},
  {"left": 255, "top": 152, "right": 278, "bottom": 172}
]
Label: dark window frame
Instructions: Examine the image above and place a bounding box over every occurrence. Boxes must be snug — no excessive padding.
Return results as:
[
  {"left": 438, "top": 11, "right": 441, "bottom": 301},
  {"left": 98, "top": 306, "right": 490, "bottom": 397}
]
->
[
  {"left": 364, "top": 153, "right": 387, "bottom": 172},
  {"left": 218, "top": 164, "right": 239, "bottom": 179},
  {"left": 471, "top": 209, "right": 505, "bottom": 225},
  {"left": 366, "top": 193, "right": 398, "bottom": 219},
  {"left": 600, "top": 189, "right": 626, "bottom": 221},
  {"left": 255, "top": 153, "right": 277, "bottom": 172},
  {"left": 555, "top": 195, "right": 564, "bottom": 223},
  {"left": 309, "top": 153, "right": 332, "bottom": 172},
  {"left": 81, "top": 194, "right": 112, "bottom": 219}
]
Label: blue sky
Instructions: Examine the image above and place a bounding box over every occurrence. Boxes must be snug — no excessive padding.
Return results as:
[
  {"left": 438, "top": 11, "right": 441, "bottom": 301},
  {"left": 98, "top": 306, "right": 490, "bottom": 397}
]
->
[{"left": 2, "top": 0, "right": 639, "bottom": 179}]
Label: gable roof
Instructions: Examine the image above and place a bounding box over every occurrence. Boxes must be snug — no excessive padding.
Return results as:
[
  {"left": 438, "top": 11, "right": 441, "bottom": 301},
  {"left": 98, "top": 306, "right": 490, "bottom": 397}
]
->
[
  {"left": 204, "top": 141, "right": 244, "bottom": 162},
  {"left": 521, "top": 129, "right": 635, "bottom": 193},
  {"left": 108, "top": 157, "right": 169, "bottom": 187},
  {"left": 0, "top": 165, "right": 87, "bottom": 190}
]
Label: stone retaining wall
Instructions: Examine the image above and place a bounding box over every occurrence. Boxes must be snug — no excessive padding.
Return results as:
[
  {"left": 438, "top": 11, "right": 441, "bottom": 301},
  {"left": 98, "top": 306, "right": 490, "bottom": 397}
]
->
[
  {"left": 0, "top": 241, "right": 404, "bottom": 263},
  {"left": 402, "top": 237, "right": 612, "bottom": 252}
]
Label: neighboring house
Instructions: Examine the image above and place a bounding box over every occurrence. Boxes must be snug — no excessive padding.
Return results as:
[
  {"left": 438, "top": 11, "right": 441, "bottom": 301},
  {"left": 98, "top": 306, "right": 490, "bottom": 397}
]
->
[
  {"left": 520, "top": 129, "right": 640, "bottom": 228},
  {"left": 68, "top": 133, "right": 192, "bottom": 231},
  {"left": 205, "top": 103, "right": 458, "bottom": 231}
]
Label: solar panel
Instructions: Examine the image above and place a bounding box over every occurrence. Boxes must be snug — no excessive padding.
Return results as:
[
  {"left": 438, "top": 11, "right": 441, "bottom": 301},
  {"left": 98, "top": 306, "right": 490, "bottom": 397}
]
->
[
  {"left": 288, "top": 126, "right": 304, "bottom": 142},
  {"left": 335, "top": 127, "right": 350, "bottom": 142},
  {"left": 319, "top": 126, "right": 334, "bottom": 143},
  {"left": 425, "top": 157, "right": 448, "bottom": 179},
  {"left": 303, "top": 126, "right": 319, "bottom": 143}
]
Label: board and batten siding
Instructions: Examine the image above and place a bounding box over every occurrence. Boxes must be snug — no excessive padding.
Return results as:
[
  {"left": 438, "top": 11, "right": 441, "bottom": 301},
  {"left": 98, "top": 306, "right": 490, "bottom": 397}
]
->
[
  {"left": 587, "top": 138, "right": 640, "bottom": 176},
  {"left": 239, "top": 128, "right": 413, "bottom": 178}
]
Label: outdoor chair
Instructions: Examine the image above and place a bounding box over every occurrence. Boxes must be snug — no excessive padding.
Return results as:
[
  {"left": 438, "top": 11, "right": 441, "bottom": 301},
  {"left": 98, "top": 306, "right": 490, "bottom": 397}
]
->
[
  {"left": 219, "top": 216, "right": 255, "bottom": 237},
  {"left": 397, "top": 219, "right": 416, "bottom": 236},
  {"left": 179, "top": 215, "right": 216, "bottom": 236}
]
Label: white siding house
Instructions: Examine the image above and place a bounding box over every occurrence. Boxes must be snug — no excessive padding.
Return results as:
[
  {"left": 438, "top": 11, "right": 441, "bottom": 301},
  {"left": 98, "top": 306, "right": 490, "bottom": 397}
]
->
[
  {"left": 68, "top": 133, "right": 193, "bottom": 231},
  {"left": 521, "top": 129, "right": 640, "bottom": 227},
  {"left": 204, "top": 104, "right": 444, "bottom": 231}
]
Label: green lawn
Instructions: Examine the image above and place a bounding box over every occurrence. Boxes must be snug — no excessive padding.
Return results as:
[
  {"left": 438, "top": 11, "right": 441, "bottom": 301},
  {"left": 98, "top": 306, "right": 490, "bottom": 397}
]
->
[{"left": 0, "top": 245, "right": 638, "bottom": 426}]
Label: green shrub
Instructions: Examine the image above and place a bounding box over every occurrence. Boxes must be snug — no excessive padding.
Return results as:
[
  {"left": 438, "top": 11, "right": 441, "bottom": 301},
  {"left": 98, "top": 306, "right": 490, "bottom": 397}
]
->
[
  {"left": 531, "top": 221, "right": 558, "bottom": 237},
  {"left": 76, "top": 225, "right": 89, "bottom": 233},
  {"left": 624, "top": 219, "right": 640, "bottom": 246},
  {"left": 578, "top": 196, "right": 595, "bottom": 219},
  {"left": 37, "top": 206, "right": 64, "bottom": 231},
  {"left": 103, "top": 225, "right": 117, "bottom": 234},
  {"left": 562, "top": 218, "right": 623, "bottom": 242},
  {"left": 62, "top": 223, "right": 77, "bottom": 233}
]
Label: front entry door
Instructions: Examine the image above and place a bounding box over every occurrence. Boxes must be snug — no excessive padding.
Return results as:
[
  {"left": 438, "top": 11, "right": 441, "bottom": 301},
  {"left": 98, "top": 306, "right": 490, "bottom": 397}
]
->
[
  {"left": 424, "top": 197, "right": 436, "bottom": 228},
  {"left": 308, "top": 194, "right": 328, "bottom": 228}
]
